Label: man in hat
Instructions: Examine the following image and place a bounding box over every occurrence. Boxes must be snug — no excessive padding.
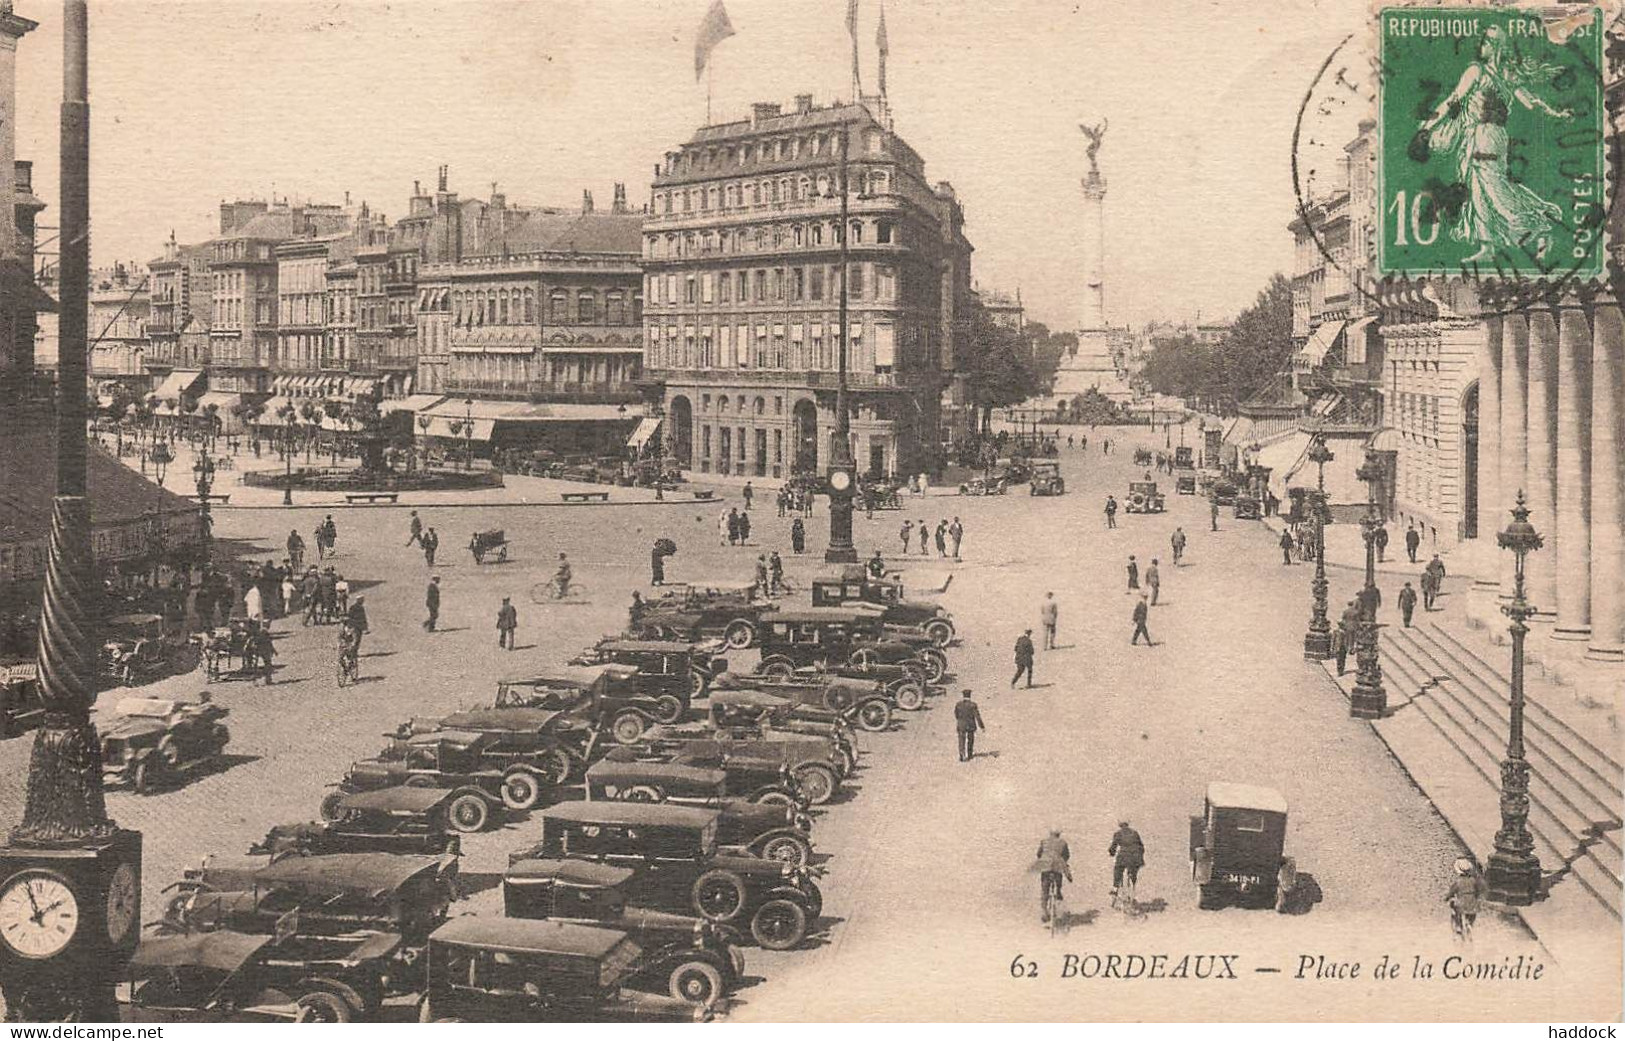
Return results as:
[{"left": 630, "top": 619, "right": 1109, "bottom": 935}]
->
[
  {"left": 1109, "top": 821, "right": 1146, "bottom": 898},
  {"left": 1035, "top": 828, "right": 1072, "bottom": 922},
  {"left": 1012, "top": 629, "right": 1036, "bottom": 688},
  {"left": 953, "top": 688, "right": 985, "bottom": 762},
  {"left": 406, "top": 510, "right": 423, "bottom": 547},
  {"left": 1040, "top": 592, "right": 1059, "bottom": 651},
  {"left": 497, "top": 596, "right": 518, "bottom": 650},
  {"left": 424, "top": 576, "right": 441, "bottom": 632},
  {"left": 1398, "top": 581, "right": 1418, "bottom": 628},
  {"left": 1131, "top": 595, "right": 1152, "bottom": 646},
  {"left": 1405, "top": 522, "right": 1421, "bottom": 564},
  {"left": 1445, "top": 858, "right": 1487, "bottom": 940}
]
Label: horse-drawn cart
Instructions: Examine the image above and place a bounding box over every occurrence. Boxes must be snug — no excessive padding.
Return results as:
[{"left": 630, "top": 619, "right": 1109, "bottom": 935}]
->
[{"left": 470, "top": 529, "right": 509, "bottom": 565}]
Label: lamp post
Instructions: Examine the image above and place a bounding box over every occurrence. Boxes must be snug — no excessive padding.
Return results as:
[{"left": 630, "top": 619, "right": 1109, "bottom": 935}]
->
[
  {"left": 193, "top": 454, "right": 215, "bottom": 557},
  {"left": 463, "top": 398, "right": 474, "bottom": 472},
  {"left": 1302, "top": 434, "right": 1334, "bottom": 660},
  {"left": 1485, "top": 490, "right": 1544, "bottom": 905},
  {"left": 824, "top": 121, "right": 858, "bottom": 564},
  {"left": 1350, "top": 451, "right": 1388, "bottom": 719},
  {"left": 282, "top": 409, "right": 295, "bottom": 506}
]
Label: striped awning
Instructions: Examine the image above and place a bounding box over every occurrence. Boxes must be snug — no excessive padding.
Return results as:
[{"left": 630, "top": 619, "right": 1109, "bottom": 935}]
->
[
  {"left": 626, "top": 416, "right": 662, "bottom": 450},
  {"left": 1295, "top": 321, "right": 1344, "bottom": 369}
]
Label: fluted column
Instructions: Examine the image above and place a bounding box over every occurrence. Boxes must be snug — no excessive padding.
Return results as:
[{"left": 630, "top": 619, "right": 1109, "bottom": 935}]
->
[
  {"left": 1553, "top": 297, "right": 1592, "bottom": 640},
  {"left": 1474, "top": 315, "right": 1502, "bottom": 594},
  {"left": 1524, "top": 307, "right": 1559, "bottom": 616},
  {"left": 1587, "top": 299, "right": 1625, "bottom": 663},
  {"left": 1498, "top": 312, "right": 1529, "bottom": 597}
]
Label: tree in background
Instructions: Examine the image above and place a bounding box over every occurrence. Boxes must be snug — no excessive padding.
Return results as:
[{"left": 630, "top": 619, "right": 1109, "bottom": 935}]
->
[
  {"left": 964, "top": 307, "right": 1041, "bottom": 433},
  {"left": 1140, "top": 274, "right": 1294, "bottom": 415}
]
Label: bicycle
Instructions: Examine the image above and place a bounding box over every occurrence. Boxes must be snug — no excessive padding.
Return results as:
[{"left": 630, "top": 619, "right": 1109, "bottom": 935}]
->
[
  {"left": 1040, "top": 872, "right": 1068, "bottom": 936},
  {"left": 1449, "top": 901, "right": 1474, "bottom": 944},
  {"left": 529, "top": 579, "right": 587, "bottom": 604},
  {"left": 336, "top": 647, "right": 359, "bottom": 687},
  {"left": 1111, "top": 868, "right": 1140, "bottom": 918}
]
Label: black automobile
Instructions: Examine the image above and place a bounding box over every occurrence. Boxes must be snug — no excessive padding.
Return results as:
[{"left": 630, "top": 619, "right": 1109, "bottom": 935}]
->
[
  {"left": 324, "top": 729, "right": 553, "bottom": 832},
  {"left": 1190, "top": 781, "right": 1295, "bottom": 911},
  {"left": 492, "top": 664, "right": 682, "bottom": 745},
  {"left": 513, "top": 802, "right": 822, "bottom": 950},
  {"left": 254, "top": 786, "right": 465, "bottom": 858},
  {"left": 756, "top": 607, "right": 947, "bottom": 684},
  {"left": 570, "top": 637, "right": 731, "bottom": 705},
  {"left": 631, "top": 581, "right": 771, "bottom": 649},
  {"left": 808, "top": 566, "right": 955, "bottom": 647},
  {"left": 502, "top": 858, "right": 745, "bottom": 1007}
]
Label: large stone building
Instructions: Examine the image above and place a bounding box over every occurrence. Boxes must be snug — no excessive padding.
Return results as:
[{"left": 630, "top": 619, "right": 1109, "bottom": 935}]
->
[
  {"left": 146, "top": 234, "right": 213, "bottom": 379},
  {"left": 641, "top": 94, "right": 971, "bottom": 480}
]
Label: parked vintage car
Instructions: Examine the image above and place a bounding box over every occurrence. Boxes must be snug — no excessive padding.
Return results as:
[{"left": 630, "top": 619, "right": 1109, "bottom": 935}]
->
[
  {"left": 501, "top": 859, "right": 744, "bottom": 1007},
  {"left": 808, "top": 566, "right": 955, "bottom": 647},
  {"left": 629, "top": 729, "right": 848, "bottom": 805},
  {"left": 123, "top": 929, "right": 403, "bottom": 1023},
  {"left": 599, "top": 744, "right": 806, "bottom": 809},
  {"left": 418, "top": 917, "right": 710, "bottom": 1022},
  {"left": 1211, "top": 478, "right": 1239, "bottom": 505},
  {"left": 583, "top": 759, "right": 813, "bottom": 866},
  {"left": 1234, "top": 494, "right": 1263, "bottom": 520},
  {"left": 490, "top": 664, "right": 680, "bottom": 745},
  {"left": 751, "top": 660, "right": 932, "bottom": 711},
  {"left": 100, "top": 612, "right": 199, "bottom": 688},
  {"left": 757, "top": 607, "right": 948, "bottom": 684},
  {"left": 708, "top": 687, "right": 877, "bottom": 751},
  {"left": 570, "top": 637, "right": 731, "bottom": 703},
  {"left": 1029, "top": 460, "right": 1066, "bottom": 496},
  {"left": 0, "top": 661, "right": 45, "bottom": 738},
  {"left": 252, "top": 786, "right": 466, "bottom": 858},
  {"left": 856, "top": 479, "right": 903, "bottom": 510},
  {"left": 1176, "top": 474, "right": 1198, "bottom": 495},
  {"left": 1174, "top": 446, "right": 1196, "bottom": 469},
  {"left": 957, "top": 474, "right": 1008, "bottom": 496},
  {"left": 1124, "top": 480, "right": 1167, "bottom": 514},
  {"left": 631, "top": 581, "right": 770, "bottom": 649},
  {"left": 1189, "top": 781, "right": 1295, "bottom": 911},
  {"left": 514, "top": 802, "right": 823, "bottom": 950},
  {"left": 101, "top": 692, "right": 231, "bottom": 793}
]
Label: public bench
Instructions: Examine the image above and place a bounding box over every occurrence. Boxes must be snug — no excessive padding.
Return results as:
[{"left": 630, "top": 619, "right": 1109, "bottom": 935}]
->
[
  {"left": 691, "top": 489, "right": 716, "bottom": 501},
  {"left": 560, "top": 491, "right": 611, "bottom": 503},
  {"left": 344, "top": 492, "right": 399, "bottom": 505},
  {"left": 192, "top": 493, "right": 231, "bottom": 505}
]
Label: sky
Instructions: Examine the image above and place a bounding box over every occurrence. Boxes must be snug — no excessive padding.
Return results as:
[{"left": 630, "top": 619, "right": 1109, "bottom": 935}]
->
[{"left": 13, "top": 0, "right": 1373, "bottom": 332}]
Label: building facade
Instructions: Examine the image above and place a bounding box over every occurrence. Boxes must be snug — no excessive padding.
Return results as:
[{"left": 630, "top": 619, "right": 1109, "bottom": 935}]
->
[
  {"left": 642, "top": 95, "right": 967, "bottom": 480},
  {"left": 87, "top": 262, "right": 150, "bottom": 392}
]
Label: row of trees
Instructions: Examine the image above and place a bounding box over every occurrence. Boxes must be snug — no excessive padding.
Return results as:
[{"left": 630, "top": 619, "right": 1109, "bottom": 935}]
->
[
  {"left": 1140, "top": 274, "right": 1296, "bottom": 415},
  {"left": 959, "top": 309, "right": 1081, "bottom": 431}
]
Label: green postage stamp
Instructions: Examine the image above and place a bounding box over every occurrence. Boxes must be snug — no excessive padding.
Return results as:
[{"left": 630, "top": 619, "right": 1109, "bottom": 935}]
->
[{"left": 1377, "top": 5, "right": 1607, "bottom": 280}]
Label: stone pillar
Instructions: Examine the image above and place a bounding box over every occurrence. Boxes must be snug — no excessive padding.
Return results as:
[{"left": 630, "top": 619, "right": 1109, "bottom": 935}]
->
[
  {"left": 1587, "top": 299, "right": 1625, "bottom": 663},
  {"left": 1471, "top": 315, "right": 1502, "bottom": 621},
  {"left": 1553, "top": 298, "right": 1592, "bottom": 640},
  {"left": 1498, "top": 312, "right": 1529, "bottom": 597},
  {"left": 1524, "top": 307, "right": 1559, "bottom": 616}
]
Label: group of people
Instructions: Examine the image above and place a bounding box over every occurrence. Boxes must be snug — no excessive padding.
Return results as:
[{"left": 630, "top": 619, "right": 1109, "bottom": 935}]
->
[
  {"left": 753, "top": 552, "right": 787, "bottom": 598},
  {"left": 284, "top": 516, "right": 338, "bottom": 572},
  {"left": 719, "top": 507, "right": 754, "bottom": 547},
  {"left": 294, "top": 564, "right": 351, "bottom": 627},
  {"left": 1032, "top": 824, "right": 1145, "bottom": 921},
  {"left": 406, "top": 511, "right": 441, "bottom": 566},
  {"left": 776, "top": 482, "right": 817, "bottom": 518},
  {"left": 897, "top": 518, "right": 964, "bottom": 560}
]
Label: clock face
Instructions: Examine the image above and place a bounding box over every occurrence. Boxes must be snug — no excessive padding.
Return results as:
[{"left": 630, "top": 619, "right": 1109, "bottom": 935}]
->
[
  {"left": 105, "top": 862, "right": 138, "bottom": 946},
  {"left": 0, "top": 871, "right": 79, "bottom": 960},
  {"left": 830, "top": 470, "right": 852, "bottom": 492}
]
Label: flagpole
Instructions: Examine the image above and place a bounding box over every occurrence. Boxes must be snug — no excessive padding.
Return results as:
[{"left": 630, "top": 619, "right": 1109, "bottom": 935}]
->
[{"left": 707, "top": 54, "right": 714, "bottom": 124}]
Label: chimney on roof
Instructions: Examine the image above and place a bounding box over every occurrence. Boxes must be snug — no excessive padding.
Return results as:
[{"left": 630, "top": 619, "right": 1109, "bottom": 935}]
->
[
  {"left": 582, "top": 190, "right": 594, "bottom": 215},
  {"left": 612, "top": 183, "right": 628, "bottom": 215},
  {"left": 795, "top": 94, "right": 813, "bottom": 114},
  {"left": 438, "top": 165, "right": 449, "bottom": 193},
  {"left": 751, "top": 102, "right": 781, "bottom": 124}
]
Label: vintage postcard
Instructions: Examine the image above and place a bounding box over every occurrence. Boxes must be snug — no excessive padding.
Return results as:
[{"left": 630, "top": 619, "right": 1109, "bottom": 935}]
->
[{"left": 0, "top": 0, "right": 1618, "bottom": 1026}]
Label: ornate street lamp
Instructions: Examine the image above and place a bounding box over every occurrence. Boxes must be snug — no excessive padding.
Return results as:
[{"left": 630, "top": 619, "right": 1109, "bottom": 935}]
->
[
  {"left": 193, "top": 454, "right": 215, "bottom": 555},
  {"left": 463, "top": 397, "right": 474, "bottom": 472},
  {"left": 280, "top": 406, "right": 295, "bottom": 506},
  {"left": 1485, "top": 490, "right": 1544, "bottom": 905},
  {"left": 1350, "top": 450, "right": 1388, "bottom": 719},
  {"left": 1302, "top": 433, "right": 1334, "bottom": 659},
  {"left": 824, "top": 121, "right": 858, "bottom": 563}
]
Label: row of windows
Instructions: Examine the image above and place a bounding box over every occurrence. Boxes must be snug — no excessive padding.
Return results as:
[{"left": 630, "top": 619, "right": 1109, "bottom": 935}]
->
[
  {"left": 701, "top": 393, "right": 784, "bottom": 416},
  {"left": 663, "top": 127, "right": 886, "bottom": 178},
  {"left": 697, "top": 425, "right": 785, "bottom": 476},
  {"left": 656, "top": 168, "right": 891, "bottom": 215},
  {"left": 647, "top": 263, "right": 897, "bottom": 307},
  {"left": 646, "top": 320, "right": 865, "bottom": 372},
  {"left": 448, "top": 288, "right": 640, "bottom": 327},
  {"left": 647, "top": 217, "right": 896, "bottom": 260},
  {"left": 213, "top": 240, "right": 273, "bottom": 263}
]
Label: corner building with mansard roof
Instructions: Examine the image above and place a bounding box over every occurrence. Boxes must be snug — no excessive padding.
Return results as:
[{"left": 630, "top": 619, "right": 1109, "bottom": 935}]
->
[{"left": 641, "top": 94, "right": 973, "bottom": 481}]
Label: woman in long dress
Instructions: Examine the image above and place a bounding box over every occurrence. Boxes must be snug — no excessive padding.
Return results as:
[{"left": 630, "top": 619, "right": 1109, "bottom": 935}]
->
[{"left": 1420, "top": 24, "right": 1573, "bottom": 263}]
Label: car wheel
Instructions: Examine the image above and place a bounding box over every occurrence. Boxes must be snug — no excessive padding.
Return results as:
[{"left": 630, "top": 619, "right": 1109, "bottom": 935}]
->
[
  {"left": 294, "top": 991, "right": 353, "bottom": 1024},
  {"left": 751, "top": 789, "right": 796, "bottom": 809},
  {"left": 156, "top": 736, "right": 182, "bottom": 770},
  {"left": 756, "top": 833, "right": 810, "bottom": 868},
  {"left": 622, "top": 784, "right": 662, "bottom": 803},
  {"left": 758, "top": 658, "right": 795, "bottom": 681},
  {"left": 691, "top": 869, "right": 747, "bottom": 921},
  {"left": 893, "top": 684, "right": 925, "bottom": 711},
  {"left": 611, "top": 712, "right": 646, "bottom": 745},
  {"left": 924, "top": 619, "right": 954, "bottom": 648},
  {"left": 537, "top": 747, "right": 573, "bottom": 786},
  {"left": 856, "top": 699, "right": 892, "bottom": 732},
  {"left": 723, "top": 620, "right": 756, "bottom": 650},
  {"left": 792, "top": 764, "right": 836, "bottom": 806},
  {"left": 446, "top": 793, "right": 491, "bottom": 833},
  {"left": 750, "top": 899, "right": 807, "bottom": 951},
  {"left": 319, "top": 791, "right": 347, "bottom": 822},
  {"left": 688, "top": 670, "right": 709, "bottom": 698},
  {"left": 653, "top": 694, "right": 685, "bottom": 725},
  {"left": 668, "top": 959, "right": 725, "bottom": 1007},
  {"left": 920, "top": 651, "right": 947, "bottom": 683},
  {"left": 132, "top": 759, "right": 157, "bottom": 794},
  {"left": 500, "top": 770, "right": 541, "bottom": 811}
]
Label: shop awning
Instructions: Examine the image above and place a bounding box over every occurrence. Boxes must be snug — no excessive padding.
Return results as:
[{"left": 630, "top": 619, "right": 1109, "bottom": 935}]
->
[
  {"left": 1295, "top": 321, "right": 1344, "bottom": 369},
  {"left": 150, "top": 368, "right": 204, "bottom": 405},
  {"left": 253, "top": 397, "right": 296, "bottom": 424},
  {"left": 423, "top": 416, "right": 496, "bottom": 441},
  {"left": 1254, "top": 431, "right": 1312, "bottom": 502},
  {"left": 626, "top": 416, "right": 662, "bottom": 449},
  {"left": 381, "top": 394, "right": 446, "bottom": 416},
  {"left": 1343, "top": 315, "right": 1378, "bottom": 365}
]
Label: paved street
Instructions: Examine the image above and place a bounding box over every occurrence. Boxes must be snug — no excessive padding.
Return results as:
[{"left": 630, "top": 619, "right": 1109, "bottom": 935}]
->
[{"left": 0, "top": 427, "right": 1612, "bottom": 1020}]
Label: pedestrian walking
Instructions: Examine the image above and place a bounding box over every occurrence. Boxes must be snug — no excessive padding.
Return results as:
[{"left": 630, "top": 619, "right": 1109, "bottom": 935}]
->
[
  {"left": 754, "top": 555, "right": 770, "bottom": 598},
  {"left": 280, "top": 573, "right": 297, "bottom": 619},
  {"left": 1375, "top": 524, "right": 1390, "bottom": 563},
  {"left": 738, "top": 511, "right": 752, "bottom": 545},
  {"left": 727, "top": 508, "right": 741, "bottom": 546},
  {"left": 251, "top": 623, "right": 276, "bottom": 685},
  {"left": 244, "top": 583, "right": 264, "bottom": 628},
  {"left": 334, "top": 573, "right": 349, "bottom": 615},
  {"left": 287, "top": 529, "right": 305, "bottom": 572},
  {"left": 1040, "top": 592, "right": 1058, "bottom": 650},
  {"left": 1171, "top": 526, "right": 1187, "bottom": 565},
  {"left": 1131, "top": 595, "right": 1152, "bottom": 646},
  {"left": 322, "top": 515, "right": 337, "bottom": 556},
  {"left": 949, "top": 517, "right": 964, "bottom": 560},
  {"left": 497, "top": 596, "right": 518, "bottom": 650},
  {"left": 791, "top": 517, "right": 806, "bottom": 554},
  {"left": 1424, "top": 554, "right": 1447, "bottom": 610},
  {"left": 319, "top": 567, "right": 337, "bottom": 624},
  {"left": 650, "top": 541, "right": 668, "bottom": 586},
  {"left": 314, "top": 523, "right": 328, "bottom": 561},
  {"left": 1146, "top": 559, "right": 1161, "bottom": 605},
  {"left": 1398, "top": 582, "right": 1418, "bottom": 628},
  {"left": 743, "top": 481, "right": 754, "bottom": 512},
  {"left": 1405, "top": 523, "right": 1421, "bottom": 564},
  {"left": 1279, "top": 528, "right": 1294, "bottom": 565},
  {"left": 423, "top": 527, "right": 439, "bottom": 567},
  {"left": 917, "top": 520, "right": 929, "bottom": 555},
  {"left": 407, "top": 510, "right": 423, "bottom": 546},
  {"left": 899, "top": 520, "right": 913, "bottom": 554},
  {"left": 769, "top": 551, "right": 784, "bottom": 596},
  {"left": 1126, "top": 555, "right": 1139, "bottom": 592},
  {"left": 1011, "top": 629, "right": 1035, "bottom": 688},
  {"left": 777, "top": 488, "right": 787, "bottom": 518},
  {"left": 1336, "top": 600, "right": 1359, "bottom": 675},
  {"left": 425, "top": 576, "right": 441, "bottom": 631},
  {"left": 1104, "top": 495, "right": 1118, "bottom": 529},
  {"left": 954, "top": 689, "right": 985, "bottom": 762},
  {"left": 934, "top": 520, "right": 947, "bottom": 558},
  {"left": 1211, "top": 499, "right": 1220, "bottom": 531},
  {"left": 301, "top": 569, "right": 320, "bottom": 626}
]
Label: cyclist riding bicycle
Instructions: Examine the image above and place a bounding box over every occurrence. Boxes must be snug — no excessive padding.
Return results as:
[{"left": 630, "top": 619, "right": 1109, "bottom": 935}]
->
[
  {"left": 1035, "top": 828, "right": 1072, "bottom": 923},
  {"left": 337, "top": 621, "right": 360, "bottom": 672},
  {"left": 1445, "top": 857, "right": 1486, "bottom": 940},
  {"left": 553, "top": 552, "right": 573, "bottom": 597},
  {"left": 1108, "top": 821, "right": 1145, "bottom": 898}
]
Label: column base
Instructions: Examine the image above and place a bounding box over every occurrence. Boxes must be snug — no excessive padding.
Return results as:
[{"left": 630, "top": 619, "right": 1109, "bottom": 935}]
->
[
  {"left": 1583, "top": 644, "right": 1624, "bottom": 664},
  {"left": 1350, "top": 680, "right": 1387, "bottom": 719},
  {"left": 1551, "top": 626, "right": 1592, "bottom": 642},
  {"left": 1303, "top": 630, "right": 1333, "bottom": 661},
  {"left": 1485, "top": 849, "right": 1543, "bottom": 906}
]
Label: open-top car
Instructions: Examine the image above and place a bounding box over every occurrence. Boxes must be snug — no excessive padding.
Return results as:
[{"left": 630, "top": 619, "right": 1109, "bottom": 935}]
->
[
  {"left": 1029, "top": 460, "right": 1066, "bottom": 496},
  {"left": 583, "top": 759, "right": 813, "bottom": 865},
  {"left": 706, "top": 687, "right": 871, "bottom": 751},
  {"left": 101, "top": 692, "right": 231, "bottom": 794},
  {"left": 100, "top": 612, "right": 199, "bottom": 689},
  {"left": 808, "top": 566, "right": 955, "bottom": 647},
  {"left": 253, "top": 786, "right": 466, "bottom": 858},
  {"left": 513, "top": 802, "right": 822, "bottom": 951},
  {"left": 501, "top": 860, "right": 744, "bottom": 1007},
  {"left": 491, "top": 664, "right": 680, "bottom": 745},
  {"left": 957, "top": 473, "right": 1007, "bottom": 496},
  {"left": 631, "top": 580, "right": 770, "bottom": 649},
  {"left": 1124, "top": 480, "right": 1166, "bottom": 514},
  {"left": 628, "top": 730, "right": 847, "bottom": 805},
  {"left": 1190, "top": 781, "right": 1295, "bottom": 911},
  {"left": 599, "top": 743, "right": 806, "bottom": 809},
  {"left": 751, "top": 660, "right": 932, "bottom": 711},
  {"left": 570, "top": 637, "right": 730, "bottom": 704},
  {"left": 418, "top": 917, "right": 709, "bottom": 1022}
]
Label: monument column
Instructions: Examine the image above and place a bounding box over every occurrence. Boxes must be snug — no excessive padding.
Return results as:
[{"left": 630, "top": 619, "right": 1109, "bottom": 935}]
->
[
  {"left": 1553, "top": 296, "right": 1592, "bottom": 640},
  {"left": 1525, "top": 306, "right": 1559, "bottom": 617},
  {"left": 1587, "top": 298, "right": 1625, "bottom": 663},
  {"left": 1472, "top": 313, "right": 1502, "bottom": 615},
  {"left": 1498, "top": 311, "right": 1529, "bottom": 599},
  {"left": 1078, "top": 120, "right": 1108, "bottom": 331}
]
